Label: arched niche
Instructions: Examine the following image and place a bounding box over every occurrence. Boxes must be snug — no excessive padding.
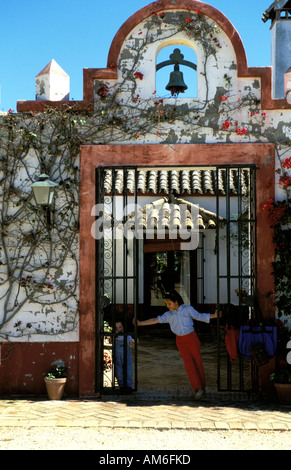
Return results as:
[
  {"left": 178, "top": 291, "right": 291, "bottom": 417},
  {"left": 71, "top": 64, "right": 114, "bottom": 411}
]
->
[{"left": 156, "top": 43, "right": 198, "bottom": 98}]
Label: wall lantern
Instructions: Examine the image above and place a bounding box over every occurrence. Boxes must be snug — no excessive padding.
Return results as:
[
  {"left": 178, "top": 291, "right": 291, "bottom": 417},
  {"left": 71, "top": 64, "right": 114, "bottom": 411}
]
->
[
  {"left": 157, "top": 48, "right": 196, "bottom": 97},
  {"left": 31, "top": 174, "right": 58, "bottom": 206}
]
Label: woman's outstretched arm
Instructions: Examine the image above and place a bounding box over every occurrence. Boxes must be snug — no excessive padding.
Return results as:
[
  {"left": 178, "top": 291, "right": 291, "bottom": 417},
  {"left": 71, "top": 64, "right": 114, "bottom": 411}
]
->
[{"left": 135, "top": 318, "right": 159, "bottom": 326}]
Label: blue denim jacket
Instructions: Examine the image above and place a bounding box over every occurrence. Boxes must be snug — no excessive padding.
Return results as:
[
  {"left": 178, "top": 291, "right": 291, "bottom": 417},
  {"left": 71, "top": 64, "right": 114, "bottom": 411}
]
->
[{"left": 158, "top": 304, "right": 210, "bottom": 336}]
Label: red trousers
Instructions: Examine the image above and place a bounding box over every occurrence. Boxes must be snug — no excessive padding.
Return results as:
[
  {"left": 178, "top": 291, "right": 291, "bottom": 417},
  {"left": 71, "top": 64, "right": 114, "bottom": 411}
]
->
[{"left": 176, "top": 331, "right": 206, "bottom": 391}]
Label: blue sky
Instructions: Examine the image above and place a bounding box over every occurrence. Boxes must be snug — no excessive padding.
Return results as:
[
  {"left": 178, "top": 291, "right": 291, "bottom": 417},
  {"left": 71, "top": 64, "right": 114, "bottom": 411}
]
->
[{"left": 0, "top": 0, "right": 272, "bottom": 111}]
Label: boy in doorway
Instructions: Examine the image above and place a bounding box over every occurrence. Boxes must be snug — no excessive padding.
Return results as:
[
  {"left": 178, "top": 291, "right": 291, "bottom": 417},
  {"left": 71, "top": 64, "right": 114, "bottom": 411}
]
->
[{"left": 114, "top": 319, "right": 134, "bottom": 392}]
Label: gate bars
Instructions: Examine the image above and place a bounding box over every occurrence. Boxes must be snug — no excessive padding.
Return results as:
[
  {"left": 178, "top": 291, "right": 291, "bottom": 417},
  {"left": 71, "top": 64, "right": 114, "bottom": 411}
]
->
[
  {"left": 95, "top": 167, "right": 139, "bottom": 394},
  {"left": 215, "top": 165, "right": 258, "bottom": 392}
]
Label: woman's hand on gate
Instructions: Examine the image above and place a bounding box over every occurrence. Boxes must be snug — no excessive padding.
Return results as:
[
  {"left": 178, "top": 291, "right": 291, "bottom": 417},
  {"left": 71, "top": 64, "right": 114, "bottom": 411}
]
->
[{"left": 211, "top": 309, "right": 222, "bottom": 319}]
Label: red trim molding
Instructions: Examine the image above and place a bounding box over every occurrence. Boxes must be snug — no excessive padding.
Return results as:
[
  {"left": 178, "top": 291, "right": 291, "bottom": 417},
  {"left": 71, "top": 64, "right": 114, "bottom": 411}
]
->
[
  {"left": 17, "top": 0, "right": 290, "bottom": 113},
  {"left": 79, "top": 142, "right": 275, "bottom": 396}
]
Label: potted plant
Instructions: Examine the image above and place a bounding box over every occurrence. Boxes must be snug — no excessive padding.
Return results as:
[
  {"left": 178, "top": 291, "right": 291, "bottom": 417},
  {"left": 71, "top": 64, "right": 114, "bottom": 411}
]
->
[
  {"left": 44, "top": 363, "right": 67, "bottom": 400},
  {"left": 269, "top": 320, "right": 291, "bottom": 404},
  {"left": 270, "top": 361, "right": 291, "bottom": 404}
]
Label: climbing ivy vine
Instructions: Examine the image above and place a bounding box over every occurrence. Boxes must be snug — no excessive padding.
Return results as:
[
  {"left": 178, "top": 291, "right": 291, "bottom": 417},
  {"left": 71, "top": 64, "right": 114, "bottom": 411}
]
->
[{"left": 0, "top": 8, "right": 290, "bottom": 340}]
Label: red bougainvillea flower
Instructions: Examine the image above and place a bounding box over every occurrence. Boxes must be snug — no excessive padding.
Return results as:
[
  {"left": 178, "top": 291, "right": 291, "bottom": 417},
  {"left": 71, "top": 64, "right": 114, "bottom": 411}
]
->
[
  {"left": 134, "top": 71, "right": 144, "bottom": 80},
  {"left": 154, "top": 12, "right": 164, "bottom": 18},
  {"left": 221, "top": 120, "right": 231, "bottom": 130},
  {"left": 235, "top": 127, "right": 248, "bottom": 135},
  {"left": 219, "top": 96, "right": 228, "bottom": 102},
  {"left": 262, "top": 199, "right": 287, "bottom": 226},
  {"left": 281, "top": 156, "right": 291, "bottom": 169},
  {"left": 132, "top": 94, "right": 140, "bottom": 103},
  {"left": 279, "top": 175, "right": 291, "bottom": 188},
  {"left": 96, "top": 83, "right": 109, "bottom": 97}
]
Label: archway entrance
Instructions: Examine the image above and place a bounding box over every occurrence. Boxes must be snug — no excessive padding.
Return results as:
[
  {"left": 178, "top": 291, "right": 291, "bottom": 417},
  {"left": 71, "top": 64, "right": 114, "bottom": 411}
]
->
[{"left": 93, "top": 164, "right": 258, "bottom": 395}]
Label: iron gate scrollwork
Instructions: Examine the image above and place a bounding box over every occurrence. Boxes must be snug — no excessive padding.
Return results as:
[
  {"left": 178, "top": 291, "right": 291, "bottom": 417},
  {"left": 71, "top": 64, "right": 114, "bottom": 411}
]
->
[{"left": 95, "top": 166, "right": 139, "bottom": 394}]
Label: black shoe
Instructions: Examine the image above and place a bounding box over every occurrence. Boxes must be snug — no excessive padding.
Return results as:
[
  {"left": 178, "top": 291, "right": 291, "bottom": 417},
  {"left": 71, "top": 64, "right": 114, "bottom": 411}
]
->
[{"left": 120, "top": 387, "right": 133, "bottom": 395}]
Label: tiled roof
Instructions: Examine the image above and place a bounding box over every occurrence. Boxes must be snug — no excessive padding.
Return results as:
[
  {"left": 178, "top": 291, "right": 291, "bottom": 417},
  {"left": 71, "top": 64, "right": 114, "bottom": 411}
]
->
[
  {"left": 36, "top": 59, "right": 69, "bottom": 77},
  {"left": 103, "top": 168, "right": 248, "bottom": 195},
  {"left": 262, "top": 1, "right": 291, "bottom": 22},
  {"left": 123, "top": 196, "right": 225, "bottom": 231}
]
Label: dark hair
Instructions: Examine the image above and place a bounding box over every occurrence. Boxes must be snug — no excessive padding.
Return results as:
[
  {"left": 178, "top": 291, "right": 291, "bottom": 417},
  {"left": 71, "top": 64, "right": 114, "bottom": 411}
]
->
[{"left": 164, "top": 290, "right": 184, "bottom": 306}]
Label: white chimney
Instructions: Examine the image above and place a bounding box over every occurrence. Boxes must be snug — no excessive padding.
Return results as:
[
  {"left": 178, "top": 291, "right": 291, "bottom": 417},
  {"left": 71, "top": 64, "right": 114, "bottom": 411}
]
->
[
  {"left": 263, "top": 1, "right": 291, "bottom": 99},
  {"left": 35, "top": 59, "right": 70, "bottom": 101}
]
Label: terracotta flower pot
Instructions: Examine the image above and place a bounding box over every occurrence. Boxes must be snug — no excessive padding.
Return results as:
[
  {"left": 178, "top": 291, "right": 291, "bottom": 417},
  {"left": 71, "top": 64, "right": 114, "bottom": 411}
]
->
[
  {"left": 274, "top": 383, "right": 291, "bottom": 405},
  {"left": 44, "top": 377, "right": 67, "bottom": 400}
]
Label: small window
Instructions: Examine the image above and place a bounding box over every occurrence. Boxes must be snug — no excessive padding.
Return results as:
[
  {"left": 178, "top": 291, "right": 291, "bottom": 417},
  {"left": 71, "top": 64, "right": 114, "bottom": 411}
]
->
[{"left": 156, "top": 45, "right": 197, "bottom": 98}]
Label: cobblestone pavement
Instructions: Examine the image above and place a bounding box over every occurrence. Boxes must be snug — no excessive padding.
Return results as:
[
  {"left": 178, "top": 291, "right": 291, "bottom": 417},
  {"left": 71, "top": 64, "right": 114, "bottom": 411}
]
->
[{"left": 1, "top": 390, "right": 291, "bottom": 431}]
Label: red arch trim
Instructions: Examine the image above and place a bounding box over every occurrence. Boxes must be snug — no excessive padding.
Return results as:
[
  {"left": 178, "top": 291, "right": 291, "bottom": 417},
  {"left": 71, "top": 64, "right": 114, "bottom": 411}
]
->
[
  {"left": 17, "top": 0, "right": 291, "bottom": 111},
  {"left": 107, "top": 0, "right": 248, "bottom": 74}
]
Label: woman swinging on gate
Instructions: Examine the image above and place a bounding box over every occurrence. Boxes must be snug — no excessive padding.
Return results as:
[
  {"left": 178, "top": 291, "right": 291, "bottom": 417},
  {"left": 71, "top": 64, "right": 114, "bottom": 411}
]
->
[{"left": 135, "top": 290, "right": 219, "bottom": 399}]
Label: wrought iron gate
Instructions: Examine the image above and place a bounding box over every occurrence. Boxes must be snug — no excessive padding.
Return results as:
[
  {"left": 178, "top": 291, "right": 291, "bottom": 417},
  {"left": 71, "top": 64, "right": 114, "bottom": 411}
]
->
[
  {"left": 215, "top": 165, "right": 258, "bottom": 392},
  {"left": 95, "top": 167, "right": 139, "bottom": 394},
  {"left": 94, "top": 164, "right": 258, "bottom": 394}
]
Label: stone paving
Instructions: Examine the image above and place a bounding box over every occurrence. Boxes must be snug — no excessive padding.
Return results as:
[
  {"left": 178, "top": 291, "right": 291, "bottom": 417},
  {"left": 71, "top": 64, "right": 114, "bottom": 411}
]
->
[
  {"left": 1, "top": 390, "right": 291, "bottom": 431},
  {"left": 1, "top": 336, "right": 290, "bottom": 432}
]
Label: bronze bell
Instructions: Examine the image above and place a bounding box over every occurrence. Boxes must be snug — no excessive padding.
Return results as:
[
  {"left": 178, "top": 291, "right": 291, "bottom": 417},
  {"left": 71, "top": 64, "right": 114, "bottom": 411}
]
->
[{"left": 165, "top": 64, "right": 188, "bottom": 96}]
